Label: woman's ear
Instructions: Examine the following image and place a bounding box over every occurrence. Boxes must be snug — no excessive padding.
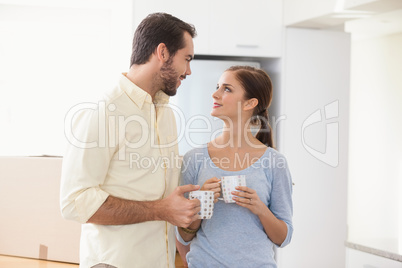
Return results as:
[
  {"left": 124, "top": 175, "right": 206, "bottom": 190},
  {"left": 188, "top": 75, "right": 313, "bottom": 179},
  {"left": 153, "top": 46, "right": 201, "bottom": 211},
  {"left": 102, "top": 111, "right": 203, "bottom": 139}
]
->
[
  {"left": 155, "top": 43, "right": 170, "bottom": 62},
  {"left": 243, "top": 98, "right": 258, "bottom": 111}
]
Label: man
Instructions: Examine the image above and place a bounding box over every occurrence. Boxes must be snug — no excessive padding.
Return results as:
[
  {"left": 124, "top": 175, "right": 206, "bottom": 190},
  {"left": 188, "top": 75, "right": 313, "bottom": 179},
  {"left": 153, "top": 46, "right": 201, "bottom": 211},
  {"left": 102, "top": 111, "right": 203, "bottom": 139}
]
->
[{"left": 60, "top": 13, "right": 200, "bottom": 268}]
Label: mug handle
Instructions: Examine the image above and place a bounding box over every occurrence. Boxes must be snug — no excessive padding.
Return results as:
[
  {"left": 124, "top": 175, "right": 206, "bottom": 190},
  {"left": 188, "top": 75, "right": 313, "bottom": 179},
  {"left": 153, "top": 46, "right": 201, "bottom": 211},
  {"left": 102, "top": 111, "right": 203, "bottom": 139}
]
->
[{"left": 218, "top": 180, "right": 224, "bottom": 201}]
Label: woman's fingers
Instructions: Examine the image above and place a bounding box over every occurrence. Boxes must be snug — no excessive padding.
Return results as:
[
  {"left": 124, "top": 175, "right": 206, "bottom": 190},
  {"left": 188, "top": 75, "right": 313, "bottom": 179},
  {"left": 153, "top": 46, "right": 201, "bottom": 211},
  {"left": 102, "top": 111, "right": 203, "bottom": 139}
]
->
[
  {"left": 201, "top": 178, "right": 222, "bottom": 203},
  {"left": 232, "top": 195, "right": 252, "bottom": 206},
  {"left": 213, "top": 192, "right": 221, "bottom": 203},
  {"left": 232, "top": 190, "right": 253, "bottom": 199},
  {"left": 232, "top": 186, "right": 258, "bottom": 206},
  {"left": 235, "top": 186, "right": 254, "bottom": 193},
  {"left": 201, "top": 177, "right": 221, "bottom": 192},
  {"left": 202, "top": 183, "right": 221, "bottom": 193}
]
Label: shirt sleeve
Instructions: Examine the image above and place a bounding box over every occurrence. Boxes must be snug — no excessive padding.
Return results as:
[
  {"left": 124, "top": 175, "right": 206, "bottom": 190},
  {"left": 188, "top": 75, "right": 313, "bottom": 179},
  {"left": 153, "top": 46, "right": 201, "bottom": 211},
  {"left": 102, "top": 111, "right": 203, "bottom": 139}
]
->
[
  {"left": 60, "top": 104, "right": 115, "bottom": 223},
  {"left": 268, "top": 152, "right": 294, "bottom": 248}
]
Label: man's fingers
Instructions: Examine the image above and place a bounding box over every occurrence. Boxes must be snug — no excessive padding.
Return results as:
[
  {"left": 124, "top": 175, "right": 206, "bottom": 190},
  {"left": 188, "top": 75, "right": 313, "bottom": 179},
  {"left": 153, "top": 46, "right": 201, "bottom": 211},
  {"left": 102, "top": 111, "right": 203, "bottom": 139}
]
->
[
  {"left": 191, "top": 214, "right": 200, "bottom": 222},
  {"left": 189, "top": 198, "right": 201, "bottom": 207},
  {"left": 193, "top": 202, "right": 201, "bottom": 213}
]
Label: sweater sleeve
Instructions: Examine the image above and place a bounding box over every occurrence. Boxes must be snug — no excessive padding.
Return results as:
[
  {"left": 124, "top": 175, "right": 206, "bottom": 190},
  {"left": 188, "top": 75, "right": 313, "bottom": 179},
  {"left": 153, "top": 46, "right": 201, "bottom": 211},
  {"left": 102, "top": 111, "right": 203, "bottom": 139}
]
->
[
  {"left": 176, "top": 148, "right": 199, "bottom": 245},
  {"left": 179, "top": 149, "right": 200, "bottom": 188},
  {"left": 268, "top": 151, "right": 294, "bottom": 248}
]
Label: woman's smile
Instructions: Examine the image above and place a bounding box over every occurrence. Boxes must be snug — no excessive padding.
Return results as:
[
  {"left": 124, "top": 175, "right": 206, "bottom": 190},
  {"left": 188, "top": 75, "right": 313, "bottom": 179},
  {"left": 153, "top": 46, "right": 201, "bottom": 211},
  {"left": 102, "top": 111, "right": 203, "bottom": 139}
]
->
[{"left": 212, "top": 102, "right": 222, "bottom": 109}]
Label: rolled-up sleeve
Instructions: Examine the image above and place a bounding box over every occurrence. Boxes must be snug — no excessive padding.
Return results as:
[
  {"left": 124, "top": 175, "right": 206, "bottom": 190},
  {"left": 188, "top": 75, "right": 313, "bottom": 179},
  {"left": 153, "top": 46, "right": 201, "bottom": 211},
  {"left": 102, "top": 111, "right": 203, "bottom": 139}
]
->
[{"left": 60, "top": 105, "right": 114, "bottom": 223}]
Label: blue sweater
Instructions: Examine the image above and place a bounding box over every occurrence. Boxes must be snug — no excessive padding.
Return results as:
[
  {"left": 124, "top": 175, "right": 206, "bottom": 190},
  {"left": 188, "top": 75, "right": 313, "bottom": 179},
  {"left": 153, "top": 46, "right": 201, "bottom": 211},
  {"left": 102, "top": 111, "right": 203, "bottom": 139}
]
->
[{"left": 176, "top": 145, "right": 293, "bottom": 268}]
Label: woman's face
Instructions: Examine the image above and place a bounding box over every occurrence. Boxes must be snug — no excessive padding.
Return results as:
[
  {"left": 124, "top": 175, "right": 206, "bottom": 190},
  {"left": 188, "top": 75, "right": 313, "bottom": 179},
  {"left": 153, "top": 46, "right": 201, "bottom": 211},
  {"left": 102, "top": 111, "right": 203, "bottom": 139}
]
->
[{"left": 211, "top": 71, "right": 247, "bottom": 120}]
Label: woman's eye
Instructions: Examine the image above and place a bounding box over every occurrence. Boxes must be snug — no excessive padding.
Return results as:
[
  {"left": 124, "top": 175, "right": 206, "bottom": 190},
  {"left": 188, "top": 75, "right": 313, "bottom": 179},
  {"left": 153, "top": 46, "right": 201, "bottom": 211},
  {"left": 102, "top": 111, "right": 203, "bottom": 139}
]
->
[{"left": 215, "top": 85, "right": 231, "bottom": 92}]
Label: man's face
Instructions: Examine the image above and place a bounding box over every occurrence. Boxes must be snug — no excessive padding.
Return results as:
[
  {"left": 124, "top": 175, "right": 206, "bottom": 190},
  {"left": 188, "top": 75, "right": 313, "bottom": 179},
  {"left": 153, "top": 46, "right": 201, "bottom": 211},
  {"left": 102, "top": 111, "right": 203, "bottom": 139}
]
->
[{"left": 160, "top": 32, "right": 194, "bottom": 96}]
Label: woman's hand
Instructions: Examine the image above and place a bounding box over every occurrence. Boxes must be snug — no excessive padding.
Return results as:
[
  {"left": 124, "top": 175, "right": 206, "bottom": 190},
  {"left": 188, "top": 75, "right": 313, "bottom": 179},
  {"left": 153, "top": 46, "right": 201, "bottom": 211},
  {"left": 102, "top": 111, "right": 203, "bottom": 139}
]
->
[
  {"left": 232, "top": 186, "right": 267, "bottom": 216},
  {"left": 201, "top": 177, "right": 221, "bottom": 203}
]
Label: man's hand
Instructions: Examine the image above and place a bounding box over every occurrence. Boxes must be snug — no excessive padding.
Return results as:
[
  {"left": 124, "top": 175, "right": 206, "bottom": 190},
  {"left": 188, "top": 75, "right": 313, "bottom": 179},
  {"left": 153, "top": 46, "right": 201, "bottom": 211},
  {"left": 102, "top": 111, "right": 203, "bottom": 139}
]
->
[{"left": 157, "top": 184, "right": 201, "bottom": 227}]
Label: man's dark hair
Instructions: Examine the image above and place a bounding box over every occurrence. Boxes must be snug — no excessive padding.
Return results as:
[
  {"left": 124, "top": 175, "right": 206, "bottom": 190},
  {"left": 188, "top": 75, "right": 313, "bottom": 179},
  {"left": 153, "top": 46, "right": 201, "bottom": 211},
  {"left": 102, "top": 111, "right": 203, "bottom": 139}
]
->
[{"left": 130, "top": 13, "right": 196, "bottom": 66}]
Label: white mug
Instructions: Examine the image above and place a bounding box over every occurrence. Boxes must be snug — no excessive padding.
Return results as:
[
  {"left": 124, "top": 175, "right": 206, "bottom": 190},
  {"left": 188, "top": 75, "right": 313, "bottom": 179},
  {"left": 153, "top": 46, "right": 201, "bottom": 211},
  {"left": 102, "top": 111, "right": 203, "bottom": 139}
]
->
[
  {"left": 189, "top": 190, "right": 215, "bottom": 219},
  {"left": 220, "top": 175, "right": 246, "bottom": 203}
]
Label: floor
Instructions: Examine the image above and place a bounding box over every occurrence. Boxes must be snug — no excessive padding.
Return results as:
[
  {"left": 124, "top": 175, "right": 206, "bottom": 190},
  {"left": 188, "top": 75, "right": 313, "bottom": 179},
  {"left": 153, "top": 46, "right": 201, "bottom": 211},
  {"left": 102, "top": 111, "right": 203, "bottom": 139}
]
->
[
  {"left": 0, "top": 253, "right": 186, "bottom": 267},
  {"left": 0, "top": 255, "right": 78, "bottom": 268}
]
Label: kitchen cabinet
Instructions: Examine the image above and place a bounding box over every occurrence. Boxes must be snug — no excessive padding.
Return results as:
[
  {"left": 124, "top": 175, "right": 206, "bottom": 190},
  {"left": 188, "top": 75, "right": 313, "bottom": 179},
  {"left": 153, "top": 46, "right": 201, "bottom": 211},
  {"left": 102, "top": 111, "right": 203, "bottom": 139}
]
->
[
  {"left": 133, "top": 0, "right": 282, "bottom": 57},
  {"left": 209, "top": 0, "right": 282, "bottom": 57}
]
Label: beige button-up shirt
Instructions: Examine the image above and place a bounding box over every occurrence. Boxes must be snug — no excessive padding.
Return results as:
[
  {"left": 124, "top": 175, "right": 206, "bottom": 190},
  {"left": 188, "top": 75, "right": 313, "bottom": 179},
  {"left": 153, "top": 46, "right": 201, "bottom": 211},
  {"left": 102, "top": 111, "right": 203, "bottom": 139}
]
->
[{"left": 60, "top": 74, "right": 181, "bottom": 268}]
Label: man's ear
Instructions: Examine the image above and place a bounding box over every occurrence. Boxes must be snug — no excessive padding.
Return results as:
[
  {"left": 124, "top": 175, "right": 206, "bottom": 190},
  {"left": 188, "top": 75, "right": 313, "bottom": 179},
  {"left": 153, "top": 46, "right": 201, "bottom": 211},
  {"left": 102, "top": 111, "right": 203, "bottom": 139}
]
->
[
  {"left": 243, "top": 98, "right": 258, "bottom": 111},
  {"left": 155, "top": 43, "right": 170, "bottom": 62}
]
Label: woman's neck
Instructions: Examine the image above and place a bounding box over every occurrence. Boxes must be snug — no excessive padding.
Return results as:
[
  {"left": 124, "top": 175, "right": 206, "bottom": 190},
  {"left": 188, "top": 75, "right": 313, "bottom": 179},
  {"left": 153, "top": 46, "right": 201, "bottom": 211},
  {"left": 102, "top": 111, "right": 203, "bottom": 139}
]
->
[{"left": 213, "top": 121, "right": 263, "bottom": 150}]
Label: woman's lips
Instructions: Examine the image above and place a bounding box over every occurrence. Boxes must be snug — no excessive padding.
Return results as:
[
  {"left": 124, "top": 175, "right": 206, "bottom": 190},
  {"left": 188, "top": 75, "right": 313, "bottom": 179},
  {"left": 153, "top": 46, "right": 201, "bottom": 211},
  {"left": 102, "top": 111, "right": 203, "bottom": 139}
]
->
[{"left": 213, "top": 103, "right": 222, "bottom": 108}]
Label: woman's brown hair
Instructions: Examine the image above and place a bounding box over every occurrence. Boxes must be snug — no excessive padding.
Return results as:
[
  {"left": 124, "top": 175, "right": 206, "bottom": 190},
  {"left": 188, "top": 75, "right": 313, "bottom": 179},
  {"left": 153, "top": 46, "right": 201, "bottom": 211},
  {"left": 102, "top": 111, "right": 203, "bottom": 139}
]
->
[{"left": 227, "top": 65, "right": 274, "bottom": 148}]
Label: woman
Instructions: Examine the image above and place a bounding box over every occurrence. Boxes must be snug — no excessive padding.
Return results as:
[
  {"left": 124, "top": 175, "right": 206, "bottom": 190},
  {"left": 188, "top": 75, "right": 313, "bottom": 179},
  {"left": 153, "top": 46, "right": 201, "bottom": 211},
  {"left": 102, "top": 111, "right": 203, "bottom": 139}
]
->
[{"left": 176, "top": 66, "right": 293, "bottom": 267}]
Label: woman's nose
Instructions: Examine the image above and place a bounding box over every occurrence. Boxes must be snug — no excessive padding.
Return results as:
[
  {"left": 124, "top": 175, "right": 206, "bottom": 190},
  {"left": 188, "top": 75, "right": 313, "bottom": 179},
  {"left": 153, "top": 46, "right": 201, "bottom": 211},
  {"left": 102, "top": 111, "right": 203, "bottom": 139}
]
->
[{"left": 212, "top": 89, "right": 220, "bottom": 99}]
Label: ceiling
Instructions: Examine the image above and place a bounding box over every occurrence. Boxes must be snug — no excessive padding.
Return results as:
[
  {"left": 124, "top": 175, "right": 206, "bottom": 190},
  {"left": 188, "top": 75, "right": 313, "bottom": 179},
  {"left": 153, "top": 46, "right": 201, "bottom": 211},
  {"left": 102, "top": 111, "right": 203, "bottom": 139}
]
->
[{"left": 289, "top": 0, "right": 402, "bottom": 39}]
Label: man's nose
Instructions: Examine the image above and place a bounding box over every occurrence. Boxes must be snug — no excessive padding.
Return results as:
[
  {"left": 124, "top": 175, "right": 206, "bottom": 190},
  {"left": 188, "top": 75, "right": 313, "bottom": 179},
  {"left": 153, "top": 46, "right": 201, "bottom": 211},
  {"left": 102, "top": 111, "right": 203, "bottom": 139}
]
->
[{"left": 186, "top": 64, "right": 192, "bottom": 76}]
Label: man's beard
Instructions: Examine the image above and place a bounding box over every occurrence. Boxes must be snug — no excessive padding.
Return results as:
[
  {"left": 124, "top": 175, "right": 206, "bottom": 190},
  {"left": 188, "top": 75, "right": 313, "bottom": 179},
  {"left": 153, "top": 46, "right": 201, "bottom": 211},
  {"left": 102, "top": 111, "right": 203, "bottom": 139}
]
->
[{"left": 160, "top": 57, "right": 179, "bottom": 97}]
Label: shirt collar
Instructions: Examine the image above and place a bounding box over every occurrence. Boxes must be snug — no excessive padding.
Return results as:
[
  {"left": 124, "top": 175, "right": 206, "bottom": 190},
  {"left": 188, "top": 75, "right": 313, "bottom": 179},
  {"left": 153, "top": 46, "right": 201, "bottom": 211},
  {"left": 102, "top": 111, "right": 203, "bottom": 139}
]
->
[{"left": 119, "top": 73, "right": 170, "bottom": 109}]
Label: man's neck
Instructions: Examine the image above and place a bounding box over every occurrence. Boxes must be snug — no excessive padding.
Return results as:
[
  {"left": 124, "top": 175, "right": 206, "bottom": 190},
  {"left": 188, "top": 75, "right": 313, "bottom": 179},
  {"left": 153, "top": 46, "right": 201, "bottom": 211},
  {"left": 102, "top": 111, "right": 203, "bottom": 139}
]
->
[{"left": 126, "top": 64, "right": 160, "bottom": 101}]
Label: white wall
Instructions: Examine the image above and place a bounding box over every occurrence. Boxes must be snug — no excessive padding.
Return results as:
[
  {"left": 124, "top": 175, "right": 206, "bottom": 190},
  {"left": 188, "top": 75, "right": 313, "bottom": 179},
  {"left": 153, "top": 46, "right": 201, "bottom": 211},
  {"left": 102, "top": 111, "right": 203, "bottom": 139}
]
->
[
  {"left": 0, "top": 0, "right": 133, "bottom": 157},
  {"left": 348, "top": 31, "right": 402, "bottom": 254},
  {"left": 276, "top": 28, "right": 350, "bottom": 268}
]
